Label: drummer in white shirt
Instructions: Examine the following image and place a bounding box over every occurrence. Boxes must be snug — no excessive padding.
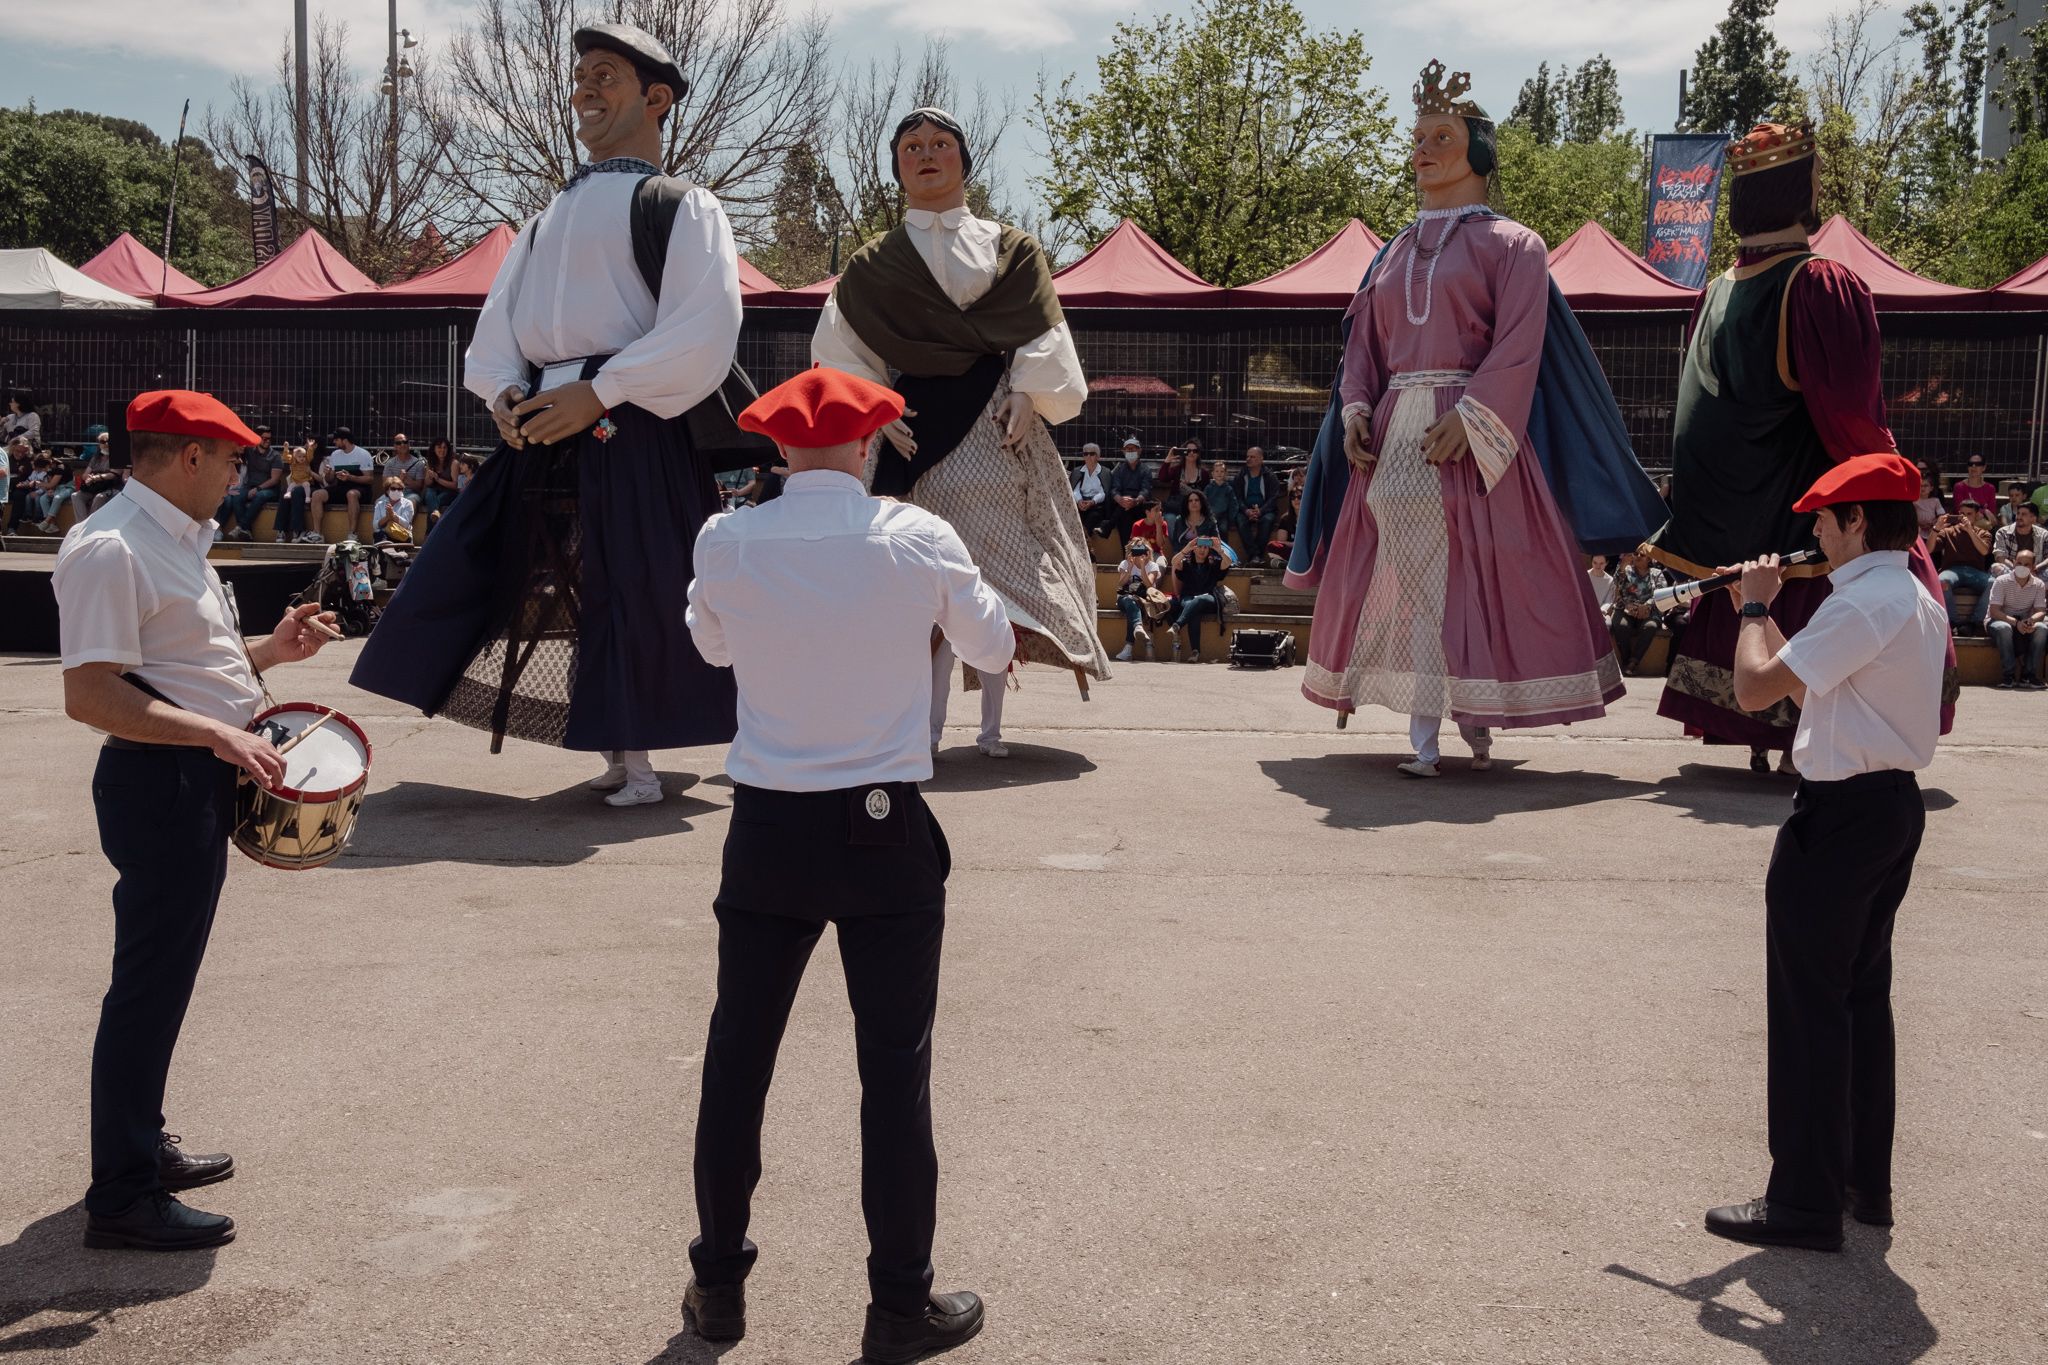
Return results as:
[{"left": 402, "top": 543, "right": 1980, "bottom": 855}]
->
[
  {"left": 680, "top": 366, "right": 1008, "bottom": 1364},
  {"left": 1701, "top": 452, "right": 1948, "bottom": 1252},
  {"left": 53, "top": 390, "right": 337, "bottom": 1253}
]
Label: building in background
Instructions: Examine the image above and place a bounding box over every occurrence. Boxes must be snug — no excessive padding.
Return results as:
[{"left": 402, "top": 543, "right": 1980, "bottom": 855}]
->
[{"left": 1985, "top": 0, "right": 2048, "bottom": 160}]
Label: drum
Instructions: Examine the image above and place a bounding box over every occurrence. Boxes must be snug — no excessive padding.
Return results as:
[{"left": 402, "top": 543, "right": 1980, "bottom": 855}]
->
[{"left": 232, "top": 703, "right": 373, "bottom": 871}]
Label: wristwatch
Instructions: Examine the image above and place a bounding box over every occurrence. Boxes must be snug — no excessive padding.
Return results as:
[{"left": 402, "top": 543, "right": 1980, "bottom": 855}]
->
[{"left": 1740, "top": 601, "right": 1770, "bottom": 619}]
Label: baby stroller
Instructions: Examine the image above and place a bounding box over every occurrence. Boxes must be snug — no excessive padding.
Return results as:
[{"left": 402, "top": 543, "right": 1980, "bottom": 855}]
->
[{"left": 313, "top": 537, "right": 382, "bottom": 638}]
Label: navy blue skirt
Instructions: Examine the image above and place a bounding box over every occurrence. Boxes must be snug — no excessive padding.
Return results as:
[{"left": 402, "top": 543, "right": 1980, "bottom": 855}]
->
[{"left": 350, "top": 401, "right": 737, "bottom": 753}]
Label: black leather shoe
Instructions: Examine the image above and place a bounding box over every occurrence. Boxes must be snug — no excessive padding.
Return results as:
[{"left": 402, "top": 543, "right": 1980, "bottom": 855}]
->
[
  {"left": 158, "top": 1133, "right": 234, "bottom": 1192},
  {"left": 861, "top": 1290, "right": 985, "bottom": 1364},
  {"left": 682, "top": 1278, "right": 745, "bottom": 1342},
  {"left": 84, "top": 1191, "right": 235, "bottom": 1251},
  {"left": 1844, "top": 1185, "right": 1894, "bottom": 1227},
  {"left": 1704, "top": 1198, "right": 1842, "bottom": 1251}
]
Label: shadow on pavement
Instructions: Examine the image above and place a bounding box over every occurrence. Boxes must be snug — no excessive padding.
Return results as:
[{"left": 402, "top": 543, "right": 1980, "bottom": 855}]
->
[
  {"left": 924, "top": 744, "right": 1097, "bottom": 793},
  {"left": 641, "top": 1328, "right": 740, "bottom": 1363},
  {"left": 1606, "top": 1230, "right": 1936, "bottom": 1362},
  {"left": 0, "top": 1203, "right": 219, "bottom": 1353},
  {"left": 346, "top": 774, "right": 725, "bottom": 867}
]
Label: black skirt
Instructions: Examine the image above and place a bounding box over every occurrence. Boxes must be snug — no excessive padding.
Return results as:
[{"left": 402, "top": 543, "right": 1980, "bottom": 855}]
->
[{"left": 349, "top": 401, "right": 737, "bottom": 753}]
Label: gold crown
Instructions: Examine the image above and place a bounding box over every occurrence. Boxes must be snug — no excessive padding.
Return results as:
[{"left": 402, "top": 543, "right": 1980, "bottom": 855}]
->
[
  {"left": 1414, "top": 60, "right": 1483, "bottom": 118},
  {"left": 1727, "top": 121, "right": 1817, "bottom": 177}
]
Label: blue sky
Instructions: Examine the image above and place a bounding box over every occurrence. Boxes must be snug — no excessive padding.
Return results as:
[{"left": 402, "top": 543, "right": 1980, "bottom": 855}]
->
[{"left": 8, "top": 0, "right": 1862, "bottom": 213}]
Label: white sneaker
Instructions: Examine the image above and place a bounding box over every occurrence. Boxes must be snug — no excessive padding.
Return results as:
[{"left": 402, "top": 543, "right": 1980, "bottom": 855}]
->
[
  {"left": 1114, "top": 643, "right": 1133, "bottom": 662},
  {"left": 604, "top": 779, "right": 664, "bottom": 807},
  {"left": 1470, "top": 750, "right": 1493, "bottom": 772},
  {"left": 1396, "top": 759, "right": 1441, "bottom": 778},
  {"left": 976, "top": 739, "right": 1010, "bottom": 758},
  {"left": 588, "top": 761, "right": 629, "bottom": 792},
  {"left": 1135, "top": 624, "right": 1150, "bottom": 642}
]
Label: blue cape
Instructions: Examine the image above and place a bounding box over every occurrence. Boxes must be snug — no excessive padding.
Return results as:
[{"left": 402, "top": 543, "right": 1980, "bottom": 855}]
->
[{"left": 1288, "top": 225, "right": 1665, "bottom": 581}]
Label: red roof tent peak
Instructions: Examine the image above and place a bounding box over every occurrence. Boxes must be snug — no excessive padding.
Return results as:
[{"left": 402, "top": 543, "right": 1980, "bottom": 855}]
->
[
  {"left": 1988, "top": 244, "right": 2048, "bottom": 310},
  {"left": 1546, "top": 221, "right": 1701, "bottom": 310},
  {"left": 747, "top": 272, "right": 838, "bottom": 307},
  {"left": 1051, "top": 219, "right": 1222, "bottom": 308},
  {"left": 1808, "top": 215, "right": 1985, "bottom": 311},
  {"left": 166, "top": 229, "right": 379, "bottom": 308},
  {"left": 737, "top": 257, "right": 780, "bottom": 294},
  {"left": 340, "top": 223, "right": 518, "bottom": 307},
  {"left": 77, "top": 232, "right": 206, "bottom": 302},
  {"left": 1228, "top": 220, "right": 1388, "bottom": 308}
]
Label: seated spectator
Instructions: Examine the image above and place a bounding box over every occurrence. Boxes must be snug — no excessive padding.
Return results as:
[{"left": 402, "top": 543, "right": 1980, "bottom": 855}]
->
[
  {"left": 2, "top": 392, "right": 39, "bottom": 450},
  {"left": 1200, "top": 458, "right": 1239, "bottom": 545},
  {"left": 1587, "top": 555, "right": 1615, "bottom": 614},
  {"left": 1167, "top": 536, "right": 1231, "bottom": 662},
  {"left": 1952, "top": 456, "right": 1997, "bottom": 517},
  {"left": 216, "top": 432, "right": 282, "bottom": 541},
  {"left": 69, "top": 431, "right": 123, "bottom": 524},
  {"left": 1174, "top": 488, "right": 1225, "bottom": 554},
  {"left": 1265, "top": 486, "right": 1299, "bottom": 567},
  {"left": 5, "top": 435, "right": 37, "bottom": 529},
  {"left": 1913, "top": 469, "right": 1944, "bottom": 536},
  {"left": 1111, "top": 539, "right": 1163, "bottom": 661},
  {"left": 1931, "top": 504, "right": 1994, "bottom": 634},
  {"left": 1131, "top": 500, "right": 1173, "bottom": 559},
  {"left": 279, "top": 442, "right": 321, "bottom": 543},
  {"left": 1993, "top": 504, "right": 2048, "bottom": 573},
  {"left": 26, "top": 452, "right": 69, "bottom": 532},
  {"left": 1070, "top": 443, "right": 1115, "bottom": 538},
  {"left": 1606, "top": 549, "right": 1668, "bottom": 676},
  {"left": 1107, "top": 437, "right": 1150, "bottom": 538},
  {"left": 1158, "top": 443, "right": 1203, "bottom": 524},
  {"left": 1232, "top": 447, "right": 1281, "bottom": 559},
  {"left": 453, "top": 454, "right": 476, "bottom": 492},
  {"left": 421, "top": 437, "right": 462, "bottom": 522},
  {"left": 372, "top": 476, "right": 416, "bottom": 544},
  {"left": 731, "top": 459, "right": 786, "bottom": 507},
  {"left": 382, "top": 433, "right": 429, "bottom": 512},
  {"left": 2002, "top": 481, "right": 2030, "bottom": 529},
  {"left": 1986, "top": 551, "right": 2048, "bottom": 689},
  {"left": 310, "top": 427, "right": 377, "bottom": 537}
]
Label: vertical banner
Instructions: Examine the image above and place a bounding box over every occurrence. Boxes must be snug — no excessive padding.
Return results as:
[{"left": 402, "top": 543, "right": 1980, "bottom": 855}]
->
[
  {"left": 1643, "top": 134, "right": 1728, "bottom": 289},
  {"left": 247, "top": 155, "right": 281, "bottom": 264}
]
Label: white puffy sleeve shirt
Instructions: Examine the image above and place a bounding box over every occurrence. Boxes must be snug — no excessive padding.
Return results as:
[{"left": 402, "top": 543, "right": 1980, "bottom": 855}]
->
[
  {"left": 812, "top": 207, "right": 1087, "bottom": 425},
  {"left": 465, "top": 176, "right": 743, "bottom": 421}
]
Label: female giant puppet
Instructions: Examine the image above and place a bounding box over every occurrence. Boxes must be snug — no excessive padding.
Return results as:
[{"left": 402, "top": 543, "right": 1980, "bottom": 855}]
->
[
  {"left": 1287, "top": 62, "right": 1663, "bottom": 776},
  {"left": 814, "top": 107, "right": 1109, "bottom": 760}
]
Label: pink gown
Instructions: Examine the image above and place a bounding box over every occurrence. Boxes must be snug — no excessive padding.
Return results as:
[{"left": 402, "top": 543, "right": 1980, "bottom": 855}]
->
[{"left": 1296, "top": 211, "right": 1623, "bottom": 728}]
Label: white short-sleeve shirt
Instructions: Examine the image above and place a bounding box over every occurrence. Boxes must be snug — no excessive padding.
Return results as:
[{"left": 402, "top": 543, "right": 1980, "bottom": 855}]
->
[
  {"left": 1775, "top": 550, "right": 1947, "bottom": 781},
  {"left": 53, "top": 482, "right": 264, "bottom": 728}
]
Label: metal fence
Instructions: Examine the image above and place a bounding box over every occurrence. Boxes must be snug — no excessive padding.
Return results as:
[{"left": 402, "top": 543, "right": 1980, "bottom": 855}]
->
[{"left": 6, "top": 306, "right": 2045, "bottom": 477}]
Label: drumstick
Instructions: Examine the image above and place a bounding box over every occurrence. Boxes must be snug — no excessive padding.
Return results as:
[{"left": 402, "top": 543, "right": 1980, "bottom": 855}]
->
[
  {"left": 275, "top": 710, "right": 334, "bottom": 758},
  {"left": 302, "top": 613, "right": 345, "bottom": 641}
]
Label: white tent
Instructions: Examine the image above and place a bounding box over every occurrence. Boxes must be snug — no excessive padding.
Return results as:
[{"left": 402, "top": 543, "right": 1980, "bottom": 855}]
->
[{"left": 0, "top": 248, "right": 150, "bottom": 309}]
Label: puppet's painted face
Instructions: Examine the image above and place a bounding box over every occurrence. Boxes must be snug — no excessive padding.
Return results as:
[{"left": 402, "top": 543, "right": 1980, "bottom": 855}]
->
[
  {"left": 572, "top": 50, "right": 658, "bottom": 156},
  {"left": 1412, "top": 116, "right": 1477, "bottom": 194},
  {"left": 896, "top": 121, "right": 965, "bottom": 204}
]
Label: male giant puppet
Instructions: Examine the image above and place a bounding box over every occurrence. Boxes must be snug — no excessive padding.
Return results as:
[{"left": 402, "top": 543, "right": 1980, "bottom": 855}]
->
[
  {"left": 1287, "top": 62, "right": 1663, "bottom": 776},
  {"left": 813, "top": 107, "right": 1109, "bottom": 758},
  {"left": 1650, "top": 121, "right": 1956, "bottom": 770},
  {"left": 353, "top": 23, "right": 752, "bottom": 805}
]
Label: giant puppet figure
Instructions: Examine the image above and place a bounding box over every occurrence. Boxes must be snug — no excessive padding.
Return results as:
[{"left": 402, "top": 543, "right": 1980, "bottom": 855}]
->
[
  {"left": 352, "top": 24, "right": 758, "bottom": 806},
  {"left": 1286, "top": 62, "right": 1664, "bottom": 777},
  {"left": 812, "top": 107, "right": 1110, "bottom": 759},
  {"left": 1649, "top": 121, "right": 1956, "bottom": 770}
]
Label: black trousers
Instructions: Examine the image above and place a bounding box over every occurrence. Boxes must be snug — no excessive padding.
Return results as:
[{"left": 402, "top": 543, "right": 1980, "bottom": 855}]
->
[
  {"left": 690, "top": 782, "right": 950, "bottom": 1315},
  {"left": 86, "top": 745, "right": 237, "bottom": 1214},
  {"left": 1763, "top": 770, "right": 1924, "bottom": 1218},
  {"left": 1608, "top": 612, "right": 1658, "bottom": 673}
]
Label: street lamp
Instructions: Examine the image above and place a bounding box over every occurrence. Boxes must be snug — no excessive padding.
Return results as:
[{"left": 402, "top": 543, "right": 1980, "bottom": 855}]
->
[{"left": 383, "top": 10, "right": 418, "bottom": 202}]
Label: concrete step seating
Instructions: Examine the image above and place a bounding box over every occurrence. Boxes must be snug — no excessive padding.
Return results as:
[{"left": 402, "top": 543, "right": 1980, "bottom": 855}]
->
[{"left": 11, "top": 497, "right": 429, "bottom": 549}]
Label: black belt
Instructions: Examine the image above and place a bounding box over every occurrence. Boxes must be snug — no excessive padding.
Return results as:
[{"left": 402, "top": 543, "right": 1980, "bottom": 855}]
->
[
  {"left": 103, "top": 736, "right": 212, "bottom": 753},
  {"left": 1798, "top": 769, "right": 1919, "bottom": 795}
]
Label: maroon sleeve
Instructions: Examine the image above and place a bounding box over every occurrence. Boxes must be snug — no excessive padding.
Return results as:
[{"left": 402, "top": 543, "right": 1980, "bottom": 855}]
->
[{"left": 1786, "top": 259, "right": 1895, "bottom": 462}]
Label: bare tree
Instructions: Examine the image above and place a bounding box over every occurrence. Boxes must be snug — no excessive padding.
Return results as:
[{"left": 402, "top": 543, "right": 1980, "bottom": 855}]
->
[
  {"left": 441, "top": 0, "right": 833, "bottom": 245},
  {"left": 205, "top": 15, "right": 473, "bottom": 282},
  {"left": 1806, "top": 0, "right": 1923, "bottom": 229}
]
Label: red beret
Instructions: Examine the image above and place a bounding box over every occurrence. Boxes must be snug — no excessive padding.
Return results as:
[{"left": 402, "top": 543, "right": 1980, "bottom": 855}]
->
[
  {"left": 1793, "top": 452, "right": 1920, "bottom": 513},
  {"left": 126, "top": 390, "right": 261, "bottom": 447},
  {"left": 738, "top": 365, "right": 904, "bottom": 449}
]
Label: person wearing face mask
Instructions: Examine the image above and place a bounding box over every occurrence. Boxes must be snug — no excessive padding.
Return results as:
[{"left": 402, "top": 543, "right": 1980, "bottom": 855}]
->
[
  {"left": 814, "top": 106, "right": 1109, "bottom": 761},
  {"left": 1704, "top": 453, "right": 1946, "bottom": 1251},
  {"left": 1287, "top": 59, "right": 1660, "bottom": 778},
  {"left": 1986, "top": 550, "right": 2048, "bottom": 688},
  {"left": 350, "top": 22, "right": 757, "bottom": 808},
  {"left": 1106, "top": 436, "right": 1151, "bottom": 539}
]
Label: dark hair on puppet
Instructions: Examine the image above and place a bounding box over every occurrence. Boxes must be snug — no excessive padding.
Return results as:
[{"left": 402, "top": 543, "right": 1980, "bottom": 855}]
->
[
  {"left": 1463, "top": 116, "right": 1497, "bottom": 177},
  {"left": 1730, "top": 155, "right": 1820, "bottom": 237},
  {"left": 889, "top": 107, "right": 973, "bottom": 183}
]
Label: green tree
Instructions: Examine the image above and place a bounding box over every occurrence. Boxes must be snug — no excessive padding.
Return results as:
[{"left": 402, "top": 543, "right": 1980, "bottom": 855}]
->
[
  {"left": 1032, "top": 0, "right": 1403, "bottom": 285},
  {"left": 1508, "top": 56, "right": 1626, "bottom": 147},
  {"left": 1490, "top": 124, "right": 1647, "bottom": 248},
  {"left": 1680, "top": 0, "right": 1806, "bottom": 134},
  {"left": 0, "top": 105, "right": 251, "bottom": 284},
  {"left": 753, "top": 138, "right": 841, "bottom": 288},
  {"left": 1508, "top": 63, "right": 1564, "bottom": 145}
]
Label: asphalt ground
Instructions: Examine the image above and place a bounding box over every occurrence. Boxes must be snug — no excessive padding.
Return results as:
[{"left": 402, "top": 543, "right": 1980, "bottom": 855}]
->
[{"left": 1, "top": 646, "right": 2042, "bottom": 1364}]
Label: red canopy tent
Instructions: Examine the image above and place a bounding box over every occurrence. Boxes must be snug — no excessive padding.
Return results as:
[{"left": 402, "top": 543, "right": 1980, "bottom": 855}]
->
[
  {"left": 1991, "top": 251, "right": 2048, "bottom": 310},
  {"left": 737, "top": 257, "right": 780, "bottom": 295},
  {"left": 1546, "top": 222, "right": 1700, "bottom": 310},
  {"left": 1052, "top": 219, "right": 1222, "bottom": 308},
  {"left": 166, "top": 230, "right": 378, "bottom": 308},
  {"left": 347, "top": 224, "right": 516, "bottom": 307},
  {"left": 77, "top": 232, "right": 205, "bottom": 303},
  {"left": 1808, "top": 216, "right": 1986, "bottom": 311},
  {"left": 1227, "top": 220, "right": 1386, "bottom": 307},
  {"left": 746, "top": 273, "right": 838, "bottom": 308}
]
